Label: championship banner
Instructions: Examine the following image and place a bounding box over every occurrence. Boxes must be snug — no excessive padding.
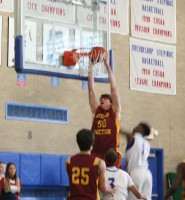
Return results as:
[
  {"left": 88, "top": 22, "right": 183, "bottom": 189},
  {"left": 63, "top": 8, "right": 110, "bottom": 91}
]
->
[
  {"left": 131, "top": 0, "right": 176, "bottom": 43},
  {"left": 0, "top": 0, "right": 13, "bottom": 12},
  {"left": 77, "top": 0, "right": 129, "bottom": 35},
  {"left": 110, "top": 0, "right": 129, "bottom": 35},
  {"left": 24, "top": 0, "right": 75, "bottom": 24},
  {"left": 77, "top": 3, "right": 107, "bottom": 31},
  {"left": 130, "top": 37, "right": 176, "bottom": 95}
]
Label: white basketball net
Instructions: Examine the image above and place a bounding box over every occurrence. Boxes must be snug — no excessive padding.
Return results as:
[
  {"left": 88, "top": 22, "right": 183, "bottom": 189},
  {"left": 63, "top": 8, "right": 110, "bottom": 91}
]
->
[{"left": 73, "top": 48, "right": 104, "bottom": 77}]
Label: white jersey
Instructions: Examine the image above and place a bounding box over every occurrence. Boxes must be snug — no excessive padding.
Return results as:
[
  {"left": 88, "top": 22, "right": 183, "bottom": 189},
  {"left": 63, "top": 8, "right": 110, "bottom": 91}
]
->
[
  {"left": 100, "top": 166, "right": 134, "bottom": 200},
  {"left": 127, "top": 168, "right": 152, "bottom": 200},
  {"left": 125, "top": 133, "right": 152, "bottom": 200},
  {"left": 125, "top": 133, "right": 150, "bottom": 173}
]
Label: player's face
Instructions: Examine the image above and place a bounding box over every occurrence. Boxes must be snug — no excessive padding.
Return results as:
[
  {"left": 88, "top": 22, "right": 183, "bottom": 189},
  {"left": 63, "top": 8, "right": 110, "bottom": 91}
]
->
[
  {"left": 8, "top": 164, "right": 16, "bottom": 178},
  {"left": 133, "top": 124, "right": 142, "bottom": 134},
  {"left": 100, "top": 97, "right": 111, "bottom": 110}
]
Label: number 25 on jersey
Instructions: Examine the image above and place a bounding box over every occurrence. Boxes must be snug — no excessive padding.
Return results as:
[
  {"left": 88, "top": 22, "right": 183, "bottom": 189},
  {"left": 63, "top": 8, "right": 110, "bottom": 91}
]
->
[{"left": 72, "top": 167, "right": 90, "bottom": 185}]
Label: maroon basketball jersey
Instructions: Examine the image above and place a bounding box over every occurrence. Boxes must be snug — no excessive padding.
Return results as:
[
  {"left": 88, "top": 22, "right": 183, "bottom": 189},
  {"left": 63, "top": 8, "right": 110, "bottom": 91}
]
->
[
  {"left": 66, "top": 154, "right": 100, "bottom": 200},
  {"left": 91, "top": 106, "right": 120, "bottom": 154}
]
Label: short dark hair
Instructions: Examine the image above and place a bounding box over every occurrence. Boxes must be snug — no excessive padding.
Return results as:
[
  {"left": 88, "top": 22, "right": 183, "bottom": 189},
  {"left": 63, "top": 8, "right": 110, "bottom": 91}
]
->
[
  {"left": 100, "top": 94, "right": 112, "bottom": 103},
  {"left": 76, "top": 129, "right": 94, "bottom": 151},
  {"left": 105, "top": 149, "right": 118, "bottom": 166},
  {"left": 139, "top": 122, "right": 151, "bottom": 136}
]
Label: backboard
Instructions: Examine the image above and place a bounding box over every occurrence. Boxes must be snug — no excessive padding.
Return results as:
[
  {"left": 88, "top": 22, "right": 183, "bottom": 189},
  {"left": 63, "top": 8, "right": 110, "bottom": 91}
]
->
[{"left": 14, "top": 0, "right": 112, "bottom": 82}]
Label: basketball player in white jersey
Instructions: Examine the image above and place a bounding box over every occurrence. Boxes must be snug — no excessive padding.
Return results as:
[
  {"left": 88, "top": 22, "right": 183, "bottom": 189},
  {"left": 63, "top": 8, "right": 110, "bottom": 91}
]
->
[
  {"left": 100, "top": 149, "right": 147, "bottom": 200},
  {"left": 120, "top": 122, "right": 152, "bottom": 200}
]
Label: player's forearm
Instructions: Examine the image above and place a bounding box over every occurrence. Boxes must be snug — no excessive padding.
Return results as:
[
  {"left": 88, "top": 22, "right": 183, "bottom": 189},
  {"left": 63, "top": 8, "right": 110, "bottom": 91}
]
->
[
  {"left": 106, "top": 64, "right": 117, "bottom": 91},
  {"left": 129, "top": 185, "right": 147, "bottom": 200},
  {"left": 103, "top": 51, "right": 117, "bottom": 91},
  {"left": 88, "top": 68, "right": 94, "bottom": 89},
  {"left": 120, "top": 128, "right": 134, "bottom": 146},
  {"left": 120, "top": 129, "right": 131, "bottom": 137},
  {"left": 105, "top": 61, "right": 121, "bottom": 113},
  {"left": 100, "top": 186, "right": 115, "bottom": 196},
  {"left": 88, "top": 76, "right": 97, "bottom": 113}
]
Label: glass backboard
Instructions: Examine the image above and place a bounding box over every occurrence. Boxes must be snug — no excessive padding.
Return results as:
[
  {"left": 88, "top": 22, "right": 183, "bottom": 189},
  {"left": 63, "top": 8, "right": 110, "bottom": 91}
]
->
[{"left": 14, "top": 0, "right": 112, "bottom": 82}]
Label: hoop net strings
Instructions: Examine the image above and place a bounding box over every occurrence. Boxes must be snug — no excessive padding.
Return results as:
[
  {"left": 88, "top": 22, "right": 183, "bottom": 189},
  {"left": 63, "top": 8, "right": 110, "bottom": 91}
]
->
[{"left": 72, "top": 48, "right": 105, "bottom": 77}]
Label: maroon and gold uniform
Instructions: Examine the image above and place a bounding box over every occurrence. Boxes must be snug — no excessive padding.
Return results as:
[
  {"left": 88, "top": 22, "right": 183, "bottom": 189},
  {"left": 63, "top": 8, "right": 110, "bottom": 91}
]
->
[
  {"left": 91, "top": 106, "right": 122, "bottom": 167},
  {"left": 66, "top": 154, "right": 101, "bottom": 200},
  {"left": 182, "top": 160, "right": 185, "bottom": 200},
  {"left": 0, "top": 177, "right": 21, "bottom": 200}
]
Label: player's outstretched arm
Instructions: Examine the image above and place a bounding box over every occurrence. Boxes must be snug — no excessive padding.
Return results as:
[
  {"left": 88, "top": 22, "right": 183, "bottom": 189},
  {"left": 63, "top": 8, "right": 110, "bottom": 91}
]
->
[
  {"left": 129, "top": 185, "right": 147, "bottom": 200},
  {"left": 88, "top": 63, "right": 99, "bottom": 115},
  {"left": 120, "top": 128, "right": 133, "bottom": 146},
  {"left": 104, "top": 51, "right": 121, "bottom": 119}
]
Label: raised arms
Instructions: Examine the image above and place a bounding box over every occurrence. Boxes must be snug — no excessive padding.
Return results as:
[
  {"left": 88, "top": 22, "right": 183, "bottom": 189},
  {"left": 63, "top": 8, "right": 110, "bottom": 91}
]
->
[
  {"left": 88, "top": 51, "right": 121, "bottom": 118},
  {"left": 88, "top": 63, "right": 99, "bottom": 115},
  {"left": 104, "top": 52, "right": 121, "bottom": 119}
]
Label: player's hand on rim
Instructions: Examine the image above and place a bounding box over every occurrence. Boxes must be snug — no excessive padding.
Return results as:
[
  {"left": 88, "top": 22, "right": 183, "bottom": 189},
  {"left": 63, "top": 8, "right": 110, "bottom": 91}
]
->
[{"left": 103, "top": 51, "right": 110, "bottom": 67}]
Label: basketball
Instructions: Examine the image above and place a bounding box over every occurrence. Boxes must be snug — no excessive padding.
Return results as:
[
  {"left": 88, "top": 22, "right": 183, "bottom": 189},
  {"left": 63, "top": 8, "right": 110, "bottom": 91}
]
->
[{"left": 90, "top": 47, "right": 105, "bottom": 63}]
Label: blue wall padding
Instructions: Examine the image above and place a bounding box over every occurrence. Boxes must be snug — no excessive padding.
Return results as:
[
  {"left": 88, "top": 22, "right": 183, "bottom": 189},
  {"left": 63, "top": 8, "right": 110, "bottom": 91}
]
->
[
  {"left": 0, "top": 152, "right": 69, "bottom": 186},
  {"left": 20, "top": 154, "right": 41, "bottom": 186},
  {"left": 15, "top": 35, "right": 23, "bottom": 72},
  {"left": 148, "top": 148, "right": 164, "bottom": 200},
  {"left": 0, "top": 152, "right": 20, "bottom": 176},
  {"left": 21, "top": 187, "right": 69, "bottom": 198},
  {"left": 0, "top": 148, "right": 164, "bottom": 200},
  {"left": 41, "top": 154, "right": 61, "bottom": 186},
  {"left": 60, "top": 155, "right": 70, "bottom": 186}
]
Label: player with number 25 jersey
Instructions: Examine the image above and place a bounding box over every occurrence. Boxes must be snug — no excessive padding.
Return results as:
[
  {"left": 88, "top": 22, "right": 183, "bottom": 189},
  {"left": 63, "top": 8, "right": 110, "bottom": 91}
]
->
[{"left": 66, "top": 154, "right": 101, "bottom": 200}]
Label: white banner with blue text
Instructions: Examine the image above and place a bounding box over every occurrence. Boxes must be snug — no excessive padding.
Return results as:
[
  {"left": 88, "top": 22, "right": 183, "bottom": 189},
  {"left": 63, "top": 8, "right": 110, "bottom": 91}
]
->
[
  {"left": 130, "top": 37, "right": 176, "bottom": 95},
  {"left": 131, "top": 0, "right": 176, "bottom": 43}
]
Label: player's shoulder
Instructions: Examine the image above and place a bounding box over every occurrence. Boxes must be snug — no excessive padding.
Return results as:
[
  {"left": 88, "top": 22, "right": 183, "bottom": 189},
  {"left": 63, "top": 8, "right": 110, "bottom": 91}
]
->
[
  {"left": 117, "top": 168, "right": 129, "bottom": 176},
  {"left": 66, "top": 155, "right": 72, "bottom": 164},
  {"left": 115, "top": 169, "right": 132, "bottom": 182},
  {"left": 144, "top": 138, "right": 151, "bottom": 148},
  {"left": 98, "top": 157, "right": 106, "bottom": 165},
  {"left": 66, "top": 153, "right": 78, "bottom": 163}
]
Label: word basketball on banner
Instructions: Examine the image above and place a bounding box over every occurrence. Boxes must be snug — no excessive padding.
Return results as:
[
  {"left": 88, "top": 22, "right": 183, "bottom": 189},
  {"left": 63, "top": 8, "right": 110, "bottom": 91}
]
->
[{"left": 131, "top": 0, "right": 176, "bottom": 44}]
